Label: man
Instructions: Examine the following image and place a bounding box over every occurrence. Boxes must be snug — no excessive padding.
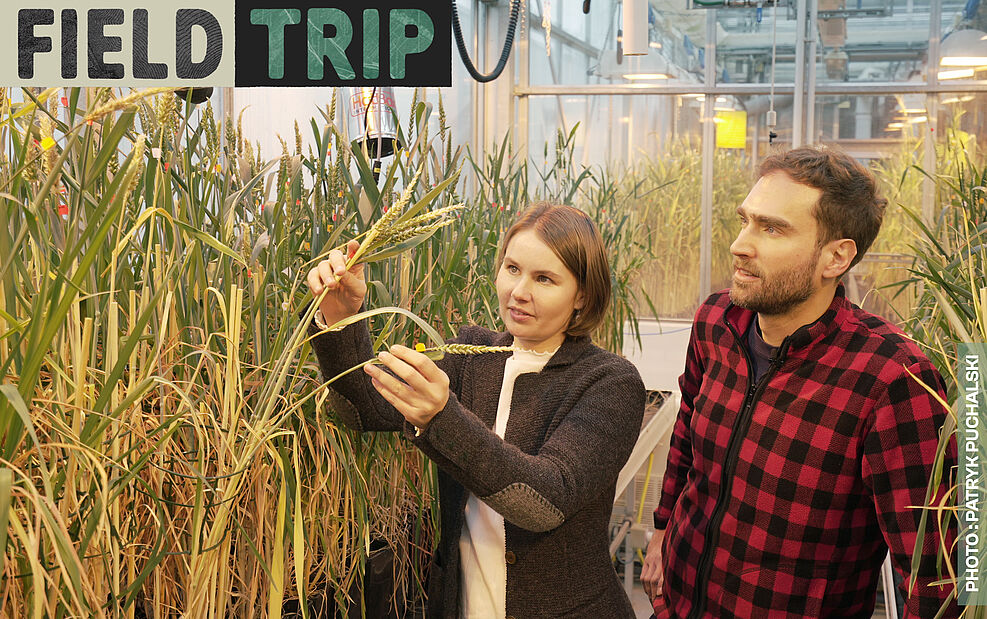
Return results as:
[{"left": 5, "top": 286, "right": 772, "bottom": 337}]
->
[{"left": 641, "top": 146, "right": 957, "bottom": 618}]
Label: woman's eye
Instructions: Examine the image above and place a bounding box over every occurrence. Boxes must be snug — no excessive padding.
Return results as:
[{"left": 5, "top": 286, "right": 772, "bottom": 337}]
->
[
  {"left": 538, "top": 275, "right": 553, "bottom": 284},
  {"left": 507, "top": 264, "right": 519, "bottom": 274},
  {"left": 765, "top": 226, "right": 777, "bottom": 235}
]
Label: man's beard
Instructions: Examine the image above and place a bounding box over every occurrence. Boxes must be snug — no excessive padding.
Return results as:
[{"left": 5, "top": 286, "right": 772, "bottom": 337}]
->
[{"left": 729, "top": 249, "right": 820, "bottom": 315}]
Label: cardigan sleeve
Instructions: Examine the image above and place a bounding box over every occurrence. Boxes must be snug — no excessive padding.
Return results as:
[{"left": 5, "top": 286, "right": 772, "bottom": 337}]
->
[
  {"left": 654, "top": 319, "right": 704, "bottom": 530},
  {"left": 862, "top": 359, "right": 958, "bottom": 619},
  {"left": 410, "top": 357, "right": 646, "bottom": 533},
  {"left": 307, "top": 314, "right": 466, "bottom": 433}
]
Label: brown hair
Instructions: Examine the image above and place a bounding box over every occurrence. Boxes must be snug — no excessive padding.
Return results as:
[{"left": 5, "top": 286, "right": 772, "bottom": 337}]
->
[
  {"left": 497, "top": 203, "right": 611, "bottom": 337},
  {"left": 758, "top": 146, "right": 887, "bottom": 270}
]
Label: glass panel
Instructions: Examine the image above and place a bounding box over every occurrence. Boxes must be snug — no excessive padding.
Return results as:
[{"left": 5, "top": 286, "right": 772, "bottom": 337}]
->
[
  {"left": 936, "top": 12, "right": 987, "bottom": 86},
  {"left": 713, "top": 0, "right": 985, "bottom": 86},
  {"left": 806, "top": 94, "right": 908, "bottom": 143},
  {"left": 936, "top": 91, "right": 987, "bottom": 150},
  {"left": 716, "top": 4, "right": 796, "bottom": 86},
  {"left": 525, "top": 95, "right": 704, "bottom": 318},
  {"left": 813, "top": 0, "right": 931, "bottom": 84},
  {"left": 528, "top": 0, "right": 711, "bottom": 86}
]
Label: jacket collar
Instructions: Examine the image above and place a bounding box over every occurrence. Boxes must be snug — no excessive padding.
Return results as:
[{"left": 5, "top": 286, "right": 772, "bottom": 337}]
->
[
  {"left": 491, "top": 330, "right": 593, "bottom": 368},
  {"left": 723, "top": 283, "right": 850, "bottom": 355}
]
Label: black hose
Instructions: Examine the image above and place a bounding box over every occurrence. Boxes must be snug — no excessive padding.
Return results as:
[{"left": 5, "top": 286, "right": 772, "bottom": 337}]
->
[{"left": 451, "top": 0, "right": 522, "bottom": 83}]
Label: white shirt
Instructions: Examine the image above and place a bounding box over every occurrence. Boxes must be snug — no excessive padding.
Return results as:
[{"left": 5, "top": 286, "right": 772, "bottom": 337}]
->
[{"left": 458, "top": 345, "right": 555, "bottom": 619}]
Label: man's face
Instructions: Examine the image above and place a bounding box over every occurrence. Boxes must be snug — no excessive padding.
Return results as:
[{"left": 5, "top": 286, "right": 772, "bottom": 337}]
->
[{"left": 729, "top": 172, "right": 826, "bottom": 316}]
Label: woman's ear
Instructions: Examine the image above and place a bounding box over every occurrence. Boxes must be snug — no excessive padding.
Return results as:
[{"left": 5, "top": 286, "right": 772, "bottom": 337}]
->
[{"left": 574, "top": 290, "right": 586, "bottom": 311}]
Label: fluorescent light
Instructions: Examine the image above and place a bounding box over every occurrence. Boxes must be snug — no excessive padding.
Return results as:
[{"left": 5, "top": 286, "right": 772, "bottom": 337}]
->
[
  {"left": 940, "top": 56, "right": 987, "bottom": 66},
  {"left": 943, "top": 95, "right": 976, "bottom": 104},
  {"left": 900, "top": 107, "right": 926, "bottom": 114},
  {"left": 887, "top": 122, "right": 905, "bottom": 129},
  {"left": 623, "top": 73, "right": 670, "bottom": 80},
  {"left": 649, "top": 41, "right": 663, "bottom": 49},
  {"left": 938, "top": 68, "right": 976, "bottom": 79},
  {"left": 908, "top": 116, "right": 928, "bottom": 123}
]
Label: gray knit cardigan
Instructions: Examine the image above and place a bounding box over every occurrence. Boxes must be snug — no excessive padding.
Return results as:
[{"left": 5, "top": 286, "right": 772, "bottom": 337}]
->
[{"left": 309, "top": 319, "right": 645, "bottom": 619}]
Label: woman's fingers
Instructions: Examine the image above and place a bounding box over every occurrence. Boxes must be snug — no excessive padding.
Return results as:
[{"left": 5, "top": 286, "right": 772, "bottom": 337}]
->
[
  {"left": 364, "top": 346, "right": 450, "bottom": 428},
  {"left": 376, "top": 350, "right": 431, "bottom": 392},
  {"left": 388, "top": 345, "right": 449, "bottom": 386},
  {"left": 306, "top": 266, "right": 325, "bottom": 295},
  {"left": 364, "top": 363, "right": 416, "bottom": 403}
]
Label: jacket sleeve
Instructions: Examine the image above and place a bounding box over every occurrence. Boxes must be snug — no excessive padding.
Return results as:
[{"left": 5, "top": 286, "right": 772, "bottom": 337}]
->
[
  {"left": 654, "top": 320, "right": 704, "bottom": 530},
  {"left": 307, "top": 315, "right": 466, "bottom": 433},
  {"left": 409, "top": 359, "right": 646, "bottom": 533},
  {"left": 862, "top": 360, "right": 958, "bottom": 619}
]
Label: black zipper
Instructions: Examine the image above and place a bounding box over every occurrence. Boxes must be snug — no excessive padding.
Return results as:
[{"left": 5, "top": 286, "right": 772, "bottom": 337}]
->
[{"left": 686, "top": 322, "right": 789, "bottom": 619}]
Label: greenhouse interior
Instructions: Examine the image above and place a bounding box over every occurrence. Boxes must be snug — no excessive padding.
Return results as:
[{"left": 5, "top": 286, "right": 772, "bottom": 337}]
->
[{"left": 1, "top": 0, "right": 984, "bottom": 617}]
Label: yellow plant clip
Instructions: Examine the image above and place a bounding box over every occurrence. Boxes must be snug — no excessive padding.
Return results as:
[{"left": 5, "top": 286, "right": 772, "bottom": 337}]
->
[
  {"left": 40, "top": 137, "right": 56, "bottom": 151},
  {"left": 415, "top": 343, "right": 426, "bottom": 353}
]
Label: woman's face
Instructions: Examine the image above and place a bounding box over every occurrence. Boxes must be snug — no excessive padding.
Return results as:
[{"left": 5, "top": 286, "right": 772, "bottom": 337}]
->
[{"left": 496, "top": 229, "right": 585, "bottom": 353}]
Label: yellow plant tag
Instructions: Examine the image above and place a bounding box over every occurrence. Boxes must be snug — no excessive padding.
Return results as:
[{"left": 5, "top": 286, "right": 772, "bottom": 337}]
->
[
  {"left": 415, "top": 343, "right": 426, "bottom": 353},
  {"left": 40, "top": 137, "right": 55, "bottom": 150}
]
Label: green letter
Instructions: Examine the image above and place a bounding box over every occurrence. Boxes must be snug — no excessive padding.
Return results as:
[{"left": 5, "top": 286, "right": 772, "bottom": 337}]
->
[
  {"left": 250, "top": 8, "right": 300, "bottom": 80},
  {"left": 308, "top": 8, "right": 354, "bottom": 80},
  {"left": 363, "top": 9, "right": 379, "bottom": 80},
  {"left": 389, "top": 9, "right": 433, "bottom": 79}
]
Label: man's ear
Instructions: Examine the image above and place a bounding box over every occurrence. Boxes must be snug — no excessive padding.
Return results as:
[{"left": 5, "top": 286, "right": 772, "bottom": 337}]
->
[{"left": 822, "top": 239, "right": 857, "bottom": 280}]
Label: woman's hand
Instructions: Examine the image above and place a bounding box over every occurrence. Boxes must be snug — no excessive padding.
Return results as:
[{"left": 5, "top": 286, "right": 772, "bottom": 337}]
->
[
  {"left": 306, "top": 240, "right": 367, "bottom": 327},
  {"left": 364, "top": 345, "right": 450, "bottom": 429}
]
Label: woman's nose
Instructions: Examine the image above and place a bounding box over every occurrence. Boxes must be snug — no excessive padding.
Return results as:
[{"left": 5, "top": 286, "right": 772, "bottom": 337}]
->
[{"left": 511, "top": 278, "right": 532, "bottom": 301}]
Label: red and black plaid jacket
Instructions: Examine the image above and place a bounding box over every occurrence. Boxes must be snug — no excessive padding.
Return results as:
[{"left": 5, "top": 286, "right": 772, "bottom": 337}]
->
[{"left": 654, "top": 286, "right": 957, "bottom": 618}]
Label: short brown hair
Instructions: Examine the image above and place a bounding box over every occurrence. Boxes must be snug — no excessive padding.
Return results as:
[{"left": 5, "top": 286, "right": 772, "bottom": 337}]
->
[
  {"left": 758, "top": 146, "right": 887, "bottom": 270},
  {"left": 498, "top": 203, "right": 611, "bottom": 337}
]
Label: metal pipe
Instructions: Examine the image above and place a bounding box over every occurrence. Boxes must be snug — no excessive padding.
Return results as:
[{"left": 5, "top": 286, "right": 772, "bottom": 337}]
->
[
  {"left": 514, "top": 82, "right": 987, "bottom": 95},
  {"left": 610, "top": 518, "right": 632, "bottom": 557},
  {"left": 473, "top": 0, "right": 481, "bottom": 156},
  {"left": 806, "top": 0, "right": 818, "bottom": 143},
  {"left": 792, "top": 0, "right": 808, "bottom": 147},
  {"left": 517, "top": 0, "right": 530, "bottom": 161},
  {"left": 923, "top": 0, "right": 942, "bottom": 226},
  {"left": 701, "top": 9, "right": 716, "bottom": 303}
]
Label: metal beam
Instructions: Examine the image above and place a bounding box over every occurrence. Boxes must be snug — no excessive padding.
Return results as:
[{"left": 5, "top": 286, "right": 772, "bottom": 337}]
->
[
  {"left": 923, "top": 0, "right": 941, "bottom": 225},
  {"left": 701, "top": 10, "right": 716, "bottom": 302},
  {"left": 526, "top": 6, "right": 602, "bottom": 58},
  {"left": 515, "top": 81, "right": 987, "bottom": 95},
  {"left": 806, "top": 0, "right": 818, "bottom": 143},
  {"left": 792, "top": 0, "right": 808, "bottom": 147}
]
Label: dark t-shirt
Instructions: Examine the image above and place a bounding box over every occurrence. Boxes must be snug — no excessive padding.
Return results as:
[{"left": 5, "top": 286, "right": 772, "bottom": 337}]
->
[{"left": 746, "top": 317, "right": 779, "bottom": 383}]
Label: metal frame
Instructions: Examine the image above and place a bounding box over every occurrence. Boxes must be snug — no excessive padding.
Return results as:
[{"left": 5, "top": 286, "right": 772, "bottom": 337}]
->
[{"left": 505, "top": 0, "right": 971, "bottom": 302}]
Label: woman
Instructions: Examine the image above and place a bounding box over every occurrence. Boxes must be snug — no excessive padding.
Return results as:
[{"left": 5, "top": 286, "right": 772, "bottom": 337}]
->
[{"left": 306, "top": 203, "right": 646, "bottom": 618}]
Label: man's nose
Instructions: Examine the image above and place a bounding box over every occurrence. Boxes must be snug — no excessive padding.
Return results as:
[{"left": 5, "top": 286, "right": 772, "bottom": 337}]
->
[{"left": 730, "top": 227, "right": 753, "bottom": 258}]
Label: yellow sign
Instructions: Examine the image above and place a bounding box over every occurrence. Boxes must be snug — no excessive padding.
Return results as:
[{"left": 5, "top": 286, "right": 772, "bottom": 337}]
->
[{"left": 715, "top": 110, "right": 747, "bottom": 149}]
